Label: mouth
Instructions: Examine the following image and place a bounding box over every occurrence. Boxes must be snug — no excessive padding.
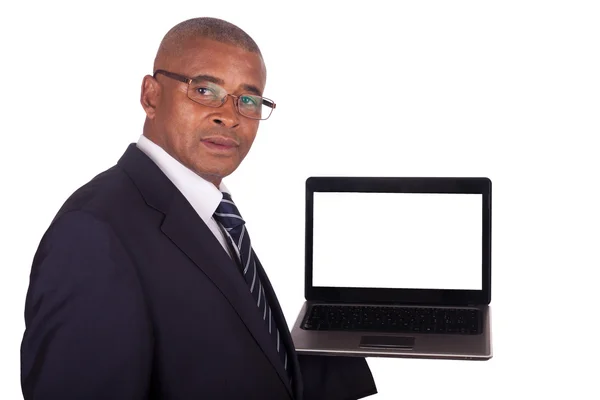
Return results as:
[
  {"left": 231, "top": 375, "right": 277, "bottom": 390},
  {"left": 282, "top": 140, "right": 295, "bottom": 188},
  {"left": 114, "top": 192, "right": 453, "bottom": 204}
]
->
[{"left": 201, "top": 136, "right": 239, "bottom": 153}]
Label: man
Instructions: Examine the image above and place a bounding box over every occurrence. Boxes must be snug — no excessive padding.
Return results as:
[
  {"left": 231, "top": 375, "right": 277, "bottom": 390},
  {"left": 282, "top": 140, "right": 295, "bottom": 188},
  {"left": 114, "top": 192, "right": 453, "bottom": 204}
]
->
[{"left": 20, "top": 17, "right": 377, "bottom": 399}]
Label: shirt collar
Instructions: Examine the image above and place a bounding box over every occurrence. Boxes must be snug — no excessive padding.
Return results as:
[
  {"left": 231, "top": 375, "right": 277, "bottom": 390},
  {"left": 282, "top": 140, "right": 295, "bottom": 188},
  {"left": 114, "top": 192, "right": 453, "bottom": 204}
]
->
[{"left": 136, "top": 134, "right": 229, "bottom": 224}]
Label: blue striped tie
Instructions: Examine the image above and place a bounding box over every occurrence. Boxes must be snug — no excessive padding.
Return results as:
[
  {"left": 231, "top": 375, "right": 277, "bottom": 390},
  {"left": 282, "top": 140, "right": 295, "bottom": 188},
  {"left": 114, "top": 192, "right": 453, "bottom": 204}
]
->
[{"left": 214, "top": 192, "right": 292, "bottom": 383}]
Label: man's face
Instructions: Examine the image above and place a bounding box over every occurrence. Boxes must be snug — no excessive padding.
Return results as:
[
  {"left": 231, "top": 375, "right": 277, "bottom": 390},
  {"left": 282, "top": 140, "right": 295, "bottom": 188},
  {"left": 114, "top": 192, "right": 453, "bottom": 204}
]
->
[{"left": 141, "top": 38, "right": 267, "bottom": 186}]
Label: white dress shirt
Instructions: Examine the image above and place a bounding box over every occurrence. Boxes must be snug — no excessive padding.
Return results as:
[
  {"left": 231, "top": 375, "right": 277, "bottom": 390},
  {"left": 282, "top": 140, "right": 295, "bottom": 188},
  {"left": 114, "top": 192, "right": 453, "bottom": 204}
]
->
[{"left": 136, "top": 134, "right": 233, "bottom": 258}]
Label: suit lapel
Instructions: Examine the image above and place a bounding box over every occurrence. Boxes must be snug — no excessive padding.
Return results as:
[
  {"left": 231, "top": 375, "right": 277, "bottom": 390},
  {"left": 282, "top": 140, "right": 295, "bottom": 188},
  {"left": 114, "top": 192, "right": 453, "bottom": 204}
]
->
[{"left": 118, "top": 144, "right": 294, "bottom": 398}]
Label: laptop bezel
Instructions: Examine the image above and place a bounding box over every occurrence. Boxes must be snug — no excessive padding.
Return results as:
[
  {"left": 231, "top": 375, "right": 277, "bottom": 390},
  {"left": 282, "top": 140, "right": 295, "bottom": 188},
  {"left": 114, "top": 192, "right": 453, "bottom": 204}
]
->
[{"left": 305, "top": 177, "right": 491, "bottom": 306}]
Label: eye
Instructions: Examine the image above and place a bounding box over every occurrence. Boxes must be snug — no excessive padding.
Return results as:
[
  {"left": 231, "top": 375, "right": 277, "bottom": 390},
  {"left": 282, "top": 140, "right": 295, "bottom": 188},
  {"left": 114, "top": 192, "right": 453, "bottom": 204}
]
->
[
  {"left": 195, "top": 87, "right": 215, "bottom": 96},
  {"left": 240, "top": 95, "right": 259, "bottom": 106}
]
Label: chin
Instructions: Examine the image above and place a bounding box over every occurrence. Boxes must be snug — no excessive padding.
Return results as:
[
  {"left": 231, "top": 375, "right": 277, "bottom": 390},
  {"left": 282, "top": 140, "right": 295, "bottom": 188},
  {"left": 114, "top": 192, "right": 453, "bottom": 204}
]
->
[{"left": 194, "top": 165, "right": 236, "bottom": 182}]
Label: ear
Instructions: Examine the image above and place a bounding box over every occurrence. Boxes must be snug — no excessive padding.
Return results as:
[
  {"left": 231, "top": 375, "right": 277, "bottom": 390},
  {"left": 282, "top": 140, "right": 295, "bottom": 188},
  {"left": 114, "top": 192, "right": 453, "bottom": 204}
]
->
[{"left": 140, "top": 75, "right": 160, "bottom": 119}]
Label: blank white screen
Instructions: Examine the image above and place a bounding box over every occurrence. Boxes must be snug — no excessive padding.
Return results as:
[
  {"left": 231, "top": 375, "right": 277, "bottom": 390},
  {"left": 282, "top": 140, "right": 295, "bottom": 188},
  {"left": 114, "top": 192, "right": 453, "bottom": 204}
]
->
[{"left": 312, "top": 192, "right": 482, "bottom": 290}]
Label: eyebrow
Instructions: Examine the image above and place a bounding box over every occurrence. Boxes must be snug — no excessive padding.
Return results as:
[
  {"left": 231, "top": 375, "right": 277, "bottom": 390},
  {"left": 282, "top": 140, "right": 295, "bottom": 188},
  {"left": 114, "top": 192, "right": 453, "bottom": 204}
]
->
[
  {"left": 192, "top": 74, "right": 263, "bottom": 96},
  {"left": 240, "top": 84, "right": 262, "bottom": 96}
]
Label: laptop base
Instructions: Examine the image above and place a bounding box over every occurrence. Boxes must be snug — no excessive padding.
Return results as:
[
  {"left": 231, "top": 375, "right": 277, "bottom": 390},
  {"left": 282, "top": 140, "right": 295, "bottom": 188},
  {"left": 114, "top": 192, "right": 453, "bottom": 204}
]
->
[{"left": 290, "top": 301, "right": 492, "bottom": 361}]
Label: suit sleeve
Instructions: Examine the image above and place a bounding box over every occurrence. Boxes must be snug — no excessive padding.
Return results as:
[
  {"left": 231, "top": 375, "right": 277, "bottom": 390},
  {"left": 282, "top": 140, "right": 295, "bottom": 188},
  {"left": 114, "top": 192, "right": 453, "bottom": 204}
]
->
[
  {"left": 21, "top": 211, "right": 153, "bottom": 400},
  {"left": 297, "top": 355, "right": 378, "bottom": 400}
]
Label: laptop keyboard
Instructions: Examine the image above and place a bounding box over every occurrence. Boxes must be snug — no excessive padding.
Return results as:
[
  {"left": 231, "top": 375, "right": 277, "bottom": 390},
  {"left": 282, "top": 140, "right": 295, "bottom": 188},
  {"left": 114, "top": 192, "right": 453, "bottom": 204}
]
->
[{"left": 302, "top": 305, "right": 482, "bottom": 335}]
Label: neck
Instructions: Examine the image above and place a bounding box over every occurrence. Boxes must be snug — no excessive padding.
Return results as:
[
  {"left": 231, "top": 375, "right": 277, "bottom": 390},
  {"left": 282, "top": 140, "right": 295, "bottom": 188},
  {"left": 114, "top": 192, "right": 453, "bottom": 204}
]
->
[{"left": 142, "top": 128, "right": 223, "bottom": 189}]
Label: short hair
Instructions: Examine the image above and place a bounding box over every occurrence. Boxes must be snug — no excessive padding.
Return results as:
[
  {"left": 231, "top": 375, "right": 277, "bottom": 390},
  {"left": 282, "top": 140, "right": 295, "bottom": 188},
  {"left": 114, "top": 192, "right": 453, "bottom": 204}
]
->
[{"left": 154, "top": 17, "right": 262, "bottom": 69}]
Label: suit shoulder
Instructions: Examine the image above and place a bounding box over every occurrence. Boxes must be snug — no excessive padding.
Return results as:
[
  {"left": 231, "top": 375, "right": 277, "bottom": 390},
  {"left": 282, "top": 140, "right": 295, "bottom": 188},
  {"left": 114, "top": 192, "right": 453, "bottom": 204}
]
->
[{"left": 53, "top": 164, "right": 141, "bottom": 224}]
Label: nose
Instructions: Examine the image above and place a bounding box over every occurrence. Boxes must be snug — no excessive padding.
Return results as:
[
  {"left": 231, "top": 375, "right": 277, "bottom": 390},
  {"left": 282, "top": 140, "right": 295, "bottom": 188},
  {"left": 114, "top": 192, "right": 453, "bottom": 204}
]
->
[{"left": 212, "top": 95, "right": 240, "bottom": 128}]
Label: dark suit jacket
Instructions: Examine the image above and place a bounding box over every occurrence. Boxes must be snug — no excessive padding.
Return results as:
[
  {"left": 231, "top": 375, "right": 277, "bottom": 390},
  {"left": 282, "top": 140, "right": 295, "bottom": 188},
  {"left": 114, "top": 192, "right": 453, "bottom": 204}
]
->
[{"left": 21, "top": 144, "right": 377, "bottom": 400}]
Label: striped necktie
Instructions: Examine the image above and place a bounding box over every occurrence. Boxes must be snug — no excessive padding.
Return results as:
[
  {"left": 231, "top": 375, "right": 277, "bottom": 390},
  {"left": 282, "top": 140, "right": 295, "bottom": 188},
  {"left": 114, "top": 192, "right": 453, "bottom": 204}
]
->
[{"left": 213, "top": 192, "right": 292, "bottom": 383}]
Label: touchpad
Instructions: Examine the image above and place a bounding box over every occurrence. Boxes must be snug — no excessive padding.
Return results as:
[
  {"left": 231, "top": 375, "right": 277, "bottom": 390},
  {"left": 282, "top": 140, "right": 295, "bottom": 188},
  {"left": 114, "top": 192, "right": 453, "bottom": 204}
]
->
[{"left": 360, "top": 335, "right": 415, "bottom": 349}]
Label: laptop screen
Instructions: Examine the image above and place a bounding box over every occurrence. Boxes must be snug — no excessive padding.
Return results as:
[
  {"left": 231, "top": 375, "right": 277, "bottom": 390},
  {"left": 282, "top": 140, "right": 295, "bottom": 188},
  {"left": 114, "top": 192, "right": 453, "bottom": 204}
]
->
[{"left": 312, "top": 192, "right": 482, "bottom": 291}]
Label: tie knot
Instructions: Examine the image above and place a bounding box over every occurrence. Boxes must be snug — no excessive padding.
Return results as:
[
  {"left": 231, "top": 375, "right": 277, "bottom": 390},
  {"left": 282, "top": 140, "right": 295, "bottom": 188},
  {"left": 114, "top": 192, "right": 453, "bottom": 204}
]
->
[{"left": 214, "top": 192, "right": 245, "bottom": 230}]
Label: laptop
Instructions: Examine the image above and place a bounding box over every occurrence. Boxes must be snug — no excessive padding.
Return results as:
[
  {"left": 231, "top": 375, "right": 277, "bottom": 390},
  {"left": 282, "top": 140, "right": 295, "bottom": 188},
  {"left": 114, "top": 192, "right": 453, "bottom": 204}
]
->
[{"left": 290, "top": 177, "right": 492, "bottom": 360}]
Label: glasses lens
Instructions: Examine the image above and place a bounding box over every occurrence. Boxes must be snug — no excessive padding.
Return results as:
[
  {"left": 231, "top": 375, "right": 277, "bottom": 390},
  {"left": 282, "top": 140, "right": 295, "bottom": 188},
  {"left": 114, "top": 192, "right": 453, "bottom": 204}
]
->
[
  {"left": 238, "top": 95, "right": 274, "bottom": 120},
  {"left": 187, "top": 80, "right": 226, "bottom": 107}
]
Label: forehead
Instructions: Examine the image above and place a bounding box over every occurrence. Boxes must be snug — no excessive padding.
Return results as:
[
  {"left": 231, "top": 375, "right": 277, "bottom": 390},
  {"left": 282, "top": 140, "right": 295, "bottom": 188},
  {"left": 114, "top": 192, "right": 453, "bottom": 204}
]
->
[{"left": 168, "top": 38, "right": 266, "bottom": 93}]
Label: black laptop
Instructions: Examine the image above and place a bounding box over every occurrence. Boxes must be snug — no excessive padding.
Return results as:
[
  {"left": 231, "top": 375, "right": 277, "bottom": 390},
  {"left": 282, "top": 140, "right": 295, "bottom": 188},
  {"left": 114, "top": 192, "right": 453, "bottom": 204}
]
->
[{"left": 290, "top": 177, "right": 492, "bottom": 360}]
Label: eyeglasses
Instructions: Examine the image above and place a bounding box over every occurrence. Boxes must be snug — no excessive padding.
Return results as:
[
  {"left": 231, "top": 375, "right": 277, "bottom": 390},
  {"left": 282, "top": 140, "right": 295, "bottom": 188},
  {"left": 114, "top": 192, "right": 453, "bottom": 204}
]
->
[{"left": 153, "top": 69, "right": 276, "bottom": 120}]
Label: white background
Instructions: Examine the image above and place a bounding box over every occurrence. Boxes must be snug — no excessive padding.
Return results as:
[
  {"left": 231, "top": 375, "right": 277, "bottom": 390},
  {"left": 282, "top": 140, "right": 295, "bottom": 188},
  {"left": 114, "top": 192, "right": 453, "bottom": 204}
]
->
[
  {"left": 312, "top": 192, "right": 482, "bottom": 289},
  {"left": 1, "top": 1, "right": 599, "bottom": 398}
]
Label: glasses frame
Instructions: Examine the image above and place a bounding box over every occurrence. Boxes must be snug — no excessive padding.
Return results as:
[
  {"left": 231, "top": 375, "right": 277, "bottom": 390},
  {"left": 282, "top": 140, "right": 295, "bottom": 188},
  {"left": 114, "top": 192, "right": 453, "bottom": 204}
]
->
[{"left": 153, "top": 69, "right": 276, "bottom": 120}]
